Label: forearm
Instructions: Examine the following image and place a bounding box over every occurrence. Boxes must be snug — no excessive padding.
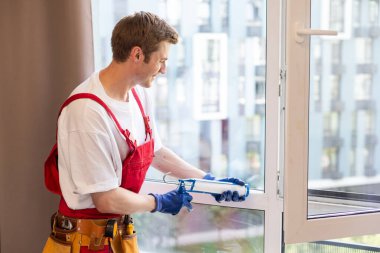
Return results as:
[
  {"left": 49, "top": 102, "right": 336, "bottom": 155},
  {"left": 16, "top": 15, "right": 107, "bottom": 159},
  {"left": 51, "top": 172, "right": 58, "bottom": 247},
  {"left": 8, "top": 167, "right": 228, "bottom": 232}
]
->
[
  {"left": 152, "top": 147, "right": 206, "bottom": 179},
  {"left": 91, "top": 187, "right": 156, "bottom": 215}
]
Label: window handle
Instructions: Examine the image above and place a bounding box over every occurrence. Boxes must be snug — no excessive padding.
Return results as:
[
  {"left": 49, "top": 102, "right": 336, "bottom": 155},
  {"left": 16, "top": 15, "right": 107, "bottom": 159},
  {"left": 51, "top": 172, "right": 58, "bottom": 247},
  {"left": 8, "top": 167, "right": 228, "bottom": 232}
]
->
[{"left": 295, "top": 22, "right": 338, "bottom": 43}]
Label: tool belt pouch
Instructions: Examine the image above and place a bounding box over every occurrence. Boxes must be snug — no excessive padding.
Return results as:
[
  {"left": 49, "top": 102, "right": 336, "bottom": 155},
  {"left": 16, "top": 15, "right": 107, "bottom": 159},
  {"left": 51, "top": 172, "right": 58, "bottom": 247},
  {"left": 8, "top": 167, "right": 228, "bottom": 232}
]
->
[
  {"left": 111, "top": 222, "right": 139, "bottom": 253},
  {"left": 43, "top": 236, "right": 73, "bottom": 253},
  {"left": 76, "top": 219, "right": 108, "bottom": 251},
  {"left": 47, "top": 213, "right": 110, "bottom": 253},
  {"left": 121, "top": 232, "right": 139, "bottom": 252},
  {"left": 43, "top": 227, "right": 77, "bottom": 253},
  {"left": 43, "top": 213, "right": 74, "bottom": 253},
  {"left": 48, "top": 229, "right": 106, "bottom": 253}
]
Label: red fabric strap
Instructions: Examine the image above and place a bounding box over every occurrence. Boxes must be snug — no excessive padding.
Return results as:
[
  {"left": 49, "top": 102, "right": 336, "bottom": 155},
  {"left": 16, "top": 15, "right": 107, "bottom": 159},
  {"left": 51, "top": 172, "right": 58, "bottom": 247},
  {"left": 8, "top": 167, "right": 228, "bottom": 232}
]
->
[
  {"left": 57, "top": 89, "right": 151, "bottom": 148},
  {"left": 58, "top": 93, "right": 123, "bottom": 132},
  {"left": 131, "top": 88, "right": 152, "bottom": 140},
  {"left": 58, "top": 93, "right": 136, "bottom": 150},
  {"left": 131, "top": 88, "right": 147, "bottom": 118}
]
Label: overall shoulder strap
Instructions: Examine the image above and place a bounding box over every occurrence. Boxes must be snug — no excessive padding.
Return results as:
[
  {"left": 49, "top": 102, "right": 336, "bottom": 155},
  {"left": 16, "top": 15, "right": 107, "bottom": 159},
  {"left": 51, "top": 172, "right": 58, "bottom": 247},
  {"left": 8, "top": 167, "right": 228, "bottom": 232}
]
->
[
  {"left": 58, "top": 93, "right": 136, "bottom": 149},
  {"left": 59, "top": 93, "right": 124, "bottom": 133},
  {"left": 131, "top": 88, "right": 147, "bottom": 118},
  {"left": 131, "top": 88, "right": 152, "bottom": 141}
]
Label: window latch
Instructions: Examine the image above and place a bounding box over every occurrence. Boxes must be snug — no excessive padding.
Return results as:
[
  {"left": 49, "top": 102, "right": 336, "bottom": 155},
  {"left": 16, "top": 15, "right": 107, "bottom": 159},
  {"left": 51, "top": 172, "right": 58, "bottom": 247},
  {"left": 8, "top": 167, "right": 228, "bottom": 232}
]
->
[{"left": 295, "top": 22, "right": 338, "bottom": 43}]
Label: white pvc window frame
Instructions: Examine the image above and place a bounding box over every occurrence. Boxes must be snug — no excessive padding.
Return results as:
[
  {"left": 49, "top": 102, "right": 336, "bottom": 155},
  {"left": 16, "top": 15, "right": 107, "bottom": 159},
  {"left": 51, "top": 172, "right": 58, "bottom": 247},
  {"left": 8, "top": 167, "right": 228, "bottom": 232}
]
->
[
  {"left": 283, "top": 0, "right": 380, "bottom": 244},
  {"left": 141, "top": 0, "right": 284, "bottom": 252}
]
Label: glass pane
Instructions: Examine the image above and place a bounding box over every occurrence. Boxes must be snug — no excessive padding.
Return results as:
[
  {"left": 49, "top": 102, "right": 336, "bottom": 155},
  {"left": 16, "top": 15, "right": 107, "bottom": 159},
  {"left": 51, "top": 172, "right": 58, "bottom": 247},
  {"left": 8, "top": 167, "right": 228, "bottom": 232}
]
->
[
  {"left": 91, "top": 0, "right": 267, "bottom": 190},
  {"left": 134, "top": 204, "right": 264, "bottom": 253},
  {"left": 286, "top": 234, "right": 380, "bottom": 253},
  {"left": 308, "top": 0, "right": 380, "bottom": 217}
]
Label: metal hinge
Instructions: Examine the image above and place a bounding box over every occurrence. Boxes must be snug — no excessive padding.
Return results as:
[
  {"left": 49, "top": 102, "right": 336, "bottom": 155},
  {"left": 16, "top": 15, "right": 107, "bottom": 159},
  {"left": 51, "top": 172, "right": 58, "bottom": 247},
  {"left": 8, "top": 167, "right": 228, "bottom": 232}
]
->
[
  {"left": 279, "top": 66, "right": 287, "bottom": 97},
  {"left": 280, "top": 66, "right": 287, "bottom": 81}
]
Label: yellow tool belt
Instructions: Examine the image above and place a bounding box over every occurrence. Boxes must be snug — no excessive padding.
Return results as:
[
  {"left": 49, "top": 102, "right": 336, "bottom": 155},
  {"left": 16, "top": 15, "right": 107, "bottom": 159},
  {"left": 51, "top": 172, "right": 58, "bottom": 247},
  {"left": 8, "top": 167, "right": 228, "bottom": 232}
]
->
[{"left": 43, "top": 212, "right": 139, "bottom": 253}]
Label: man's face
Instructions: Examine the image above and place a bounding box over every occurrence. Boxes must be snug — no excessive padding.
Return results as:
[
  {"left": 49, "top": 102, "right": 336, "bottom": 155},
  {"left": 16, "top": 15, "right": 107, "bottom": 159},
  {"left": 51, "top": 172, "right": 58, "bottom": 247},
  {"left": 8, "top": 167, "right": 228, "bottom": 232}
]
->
[{"left": 138, "top": 41, "right": 170, "bottom": 88}]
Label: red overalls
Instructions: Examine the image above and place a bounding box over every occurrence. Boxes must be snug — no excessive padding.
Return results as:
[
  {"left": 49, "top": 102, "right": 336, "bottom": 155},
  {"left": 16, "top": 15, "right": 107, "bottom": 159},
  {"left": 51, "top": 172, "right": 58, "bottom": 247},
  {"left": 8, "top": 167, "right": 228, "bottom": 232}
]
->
[{"left": 44, "top": 88, "right": 154, "bottom": 252}]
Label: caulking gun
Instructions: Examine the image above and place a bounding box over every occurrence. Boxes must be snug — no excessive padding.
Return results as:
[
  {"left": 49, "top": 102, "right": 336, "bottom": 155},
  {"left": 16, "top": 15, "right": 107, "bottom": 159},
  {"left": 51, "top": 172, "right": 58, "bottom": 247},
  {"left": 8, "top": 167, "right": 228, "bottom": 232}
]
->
[{"left": 177, "top": 178, "right": 250, "bottom": 197}]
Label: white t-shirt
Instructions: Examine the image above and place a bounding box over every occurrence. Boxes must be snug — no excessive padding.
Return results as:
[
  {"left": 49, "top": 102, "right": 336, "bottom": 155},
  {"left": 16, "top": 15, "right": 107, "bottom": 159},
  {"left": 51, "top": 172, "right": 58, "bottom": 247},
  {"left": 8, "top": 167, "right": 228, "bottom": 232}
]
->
[{"left": 57, "top": 72, "right": 162, "bottom": 210}]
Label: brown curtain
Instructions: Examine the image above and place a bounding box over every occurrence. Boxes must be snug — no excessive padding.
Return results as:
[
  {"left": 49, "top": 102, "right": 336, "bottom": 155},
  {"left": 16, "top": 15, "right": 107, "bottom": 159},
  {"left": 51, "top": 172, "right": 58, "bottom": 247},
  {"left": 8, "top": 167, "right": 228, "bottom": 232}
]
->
[{"left": 0, "top": 0, "right": 94, "bottom": 252}]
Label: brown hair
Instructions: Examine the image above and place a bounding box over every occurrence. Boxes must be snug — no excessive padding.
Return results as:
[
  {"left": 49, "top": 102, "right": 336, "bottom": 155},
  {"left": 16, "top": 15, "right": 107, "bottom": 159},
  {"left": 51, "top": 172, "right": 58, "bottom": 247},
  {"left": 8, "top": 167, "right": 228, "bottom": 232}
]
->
[{"left": 111, "top": 11, "right": 178, "bottom": 63}]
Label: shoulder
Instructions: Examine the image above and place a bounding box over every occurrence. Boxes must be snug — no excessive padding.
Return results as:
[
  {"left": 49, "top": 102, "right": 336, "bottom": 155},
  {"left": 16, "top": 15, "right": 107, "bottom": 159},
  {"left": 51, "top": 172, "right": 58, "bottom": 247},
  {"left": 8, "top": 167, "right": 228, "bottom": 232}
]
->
[
  {"left": 59, "top": 94, "right": 112, "bottom": 134},
  {"left": 58, "top": 72, "right": 123, "bottom": 134}
]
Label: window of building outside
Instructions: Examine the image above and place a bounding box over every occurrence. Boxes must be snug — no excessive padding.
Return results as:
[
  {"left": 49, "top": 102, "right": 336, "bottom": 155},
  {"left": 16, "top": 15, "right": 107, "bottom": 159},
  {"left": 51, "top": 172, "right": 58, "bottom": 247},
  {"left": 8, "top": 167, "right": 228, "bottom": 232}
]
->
[
  {"left": 329, "top": 0, "right": 344, "bottom": 32},
  {"left": 356, "top": 38, "right": 372, "bottom": 64},
  {"left": 368, "top": 0, "right": 380, "bottom": 25},
  {"left": 353, "top": 0, "right": 361, "bottom": 28},
  {"left": 92, "top": 0, "right": 267, "bottom": 252}
]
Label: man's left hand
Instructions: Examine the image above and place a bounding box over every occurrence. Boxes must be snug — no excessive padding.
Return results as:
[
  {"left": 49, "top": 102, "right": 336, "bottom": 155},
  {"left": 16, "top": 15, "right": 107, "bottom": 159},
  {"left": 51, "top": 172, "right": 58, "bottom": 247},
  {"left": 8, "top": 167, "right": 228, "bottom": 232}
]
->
[{"left": 203, "top": 173, "right": 247, "bottom": 202}]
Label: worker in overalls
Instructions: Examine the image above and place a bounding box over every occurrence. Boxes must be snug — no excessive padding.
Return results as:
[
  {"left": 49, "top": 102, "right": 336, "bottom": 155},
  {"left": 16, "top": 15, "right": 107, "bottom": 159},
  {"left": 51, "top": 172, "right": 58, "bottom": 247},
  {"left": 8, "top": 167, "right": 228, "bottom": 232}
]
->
[{"left": 43, "top": 11, "right": 247, "bottom": 253}]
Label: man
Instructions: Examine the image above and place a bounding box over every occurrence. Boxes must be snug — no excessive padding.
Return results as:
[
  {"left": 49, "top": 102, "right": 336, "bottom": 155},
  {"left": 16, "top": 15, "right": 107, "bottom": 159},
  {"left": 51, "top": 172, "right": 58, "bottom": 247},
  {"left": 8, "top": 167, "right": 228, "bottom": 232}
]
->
[{"left": 43, "top": 11, "right": 246, "bottom": 253}]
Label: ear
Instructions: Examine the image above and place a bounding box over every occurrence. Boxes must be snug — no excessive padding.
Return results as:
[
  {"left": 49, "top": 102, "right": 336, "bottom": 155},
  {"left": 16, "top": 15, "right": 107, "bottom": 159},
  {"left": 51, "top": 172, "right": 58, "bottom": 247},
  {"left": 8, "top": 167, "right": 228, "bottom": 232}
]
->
[{"left": 131, "top": 46, "right": 144, "bottom": 63}]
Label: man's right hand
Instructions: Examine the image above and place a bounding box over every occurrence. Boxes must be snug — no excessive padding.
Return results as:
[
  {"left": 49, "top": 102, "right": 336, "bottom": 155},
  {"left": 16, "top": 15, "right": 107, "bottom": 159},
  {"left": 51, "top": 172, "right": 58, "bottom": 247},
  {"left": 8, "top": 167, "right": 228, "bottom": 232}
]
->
[{"left": 149, "top": 186, "right": 193, "bottom": 215}]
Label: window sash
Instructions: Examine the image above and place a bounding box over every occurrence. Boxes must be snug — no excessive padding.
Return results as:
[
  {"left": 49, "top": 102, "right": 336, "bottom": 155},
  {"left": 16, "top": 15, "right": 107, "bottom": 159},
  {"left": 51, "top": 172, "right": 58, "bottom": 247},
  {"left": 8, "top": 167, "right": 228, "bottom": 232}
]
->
[{"left": 283, "top": 0, "right": 380, "bottom": 244}]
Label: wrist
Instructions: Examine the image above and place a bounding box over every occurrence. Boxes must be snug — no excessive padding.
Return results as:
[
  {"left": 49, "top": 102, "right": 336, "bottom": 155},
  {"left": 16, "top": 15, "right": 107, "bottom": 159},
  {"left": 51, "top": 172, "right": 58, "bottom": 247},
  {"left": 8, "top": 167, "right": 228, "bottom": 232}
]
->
[{"left": 148, "top": 193, "right": 161, "bottom": 213}]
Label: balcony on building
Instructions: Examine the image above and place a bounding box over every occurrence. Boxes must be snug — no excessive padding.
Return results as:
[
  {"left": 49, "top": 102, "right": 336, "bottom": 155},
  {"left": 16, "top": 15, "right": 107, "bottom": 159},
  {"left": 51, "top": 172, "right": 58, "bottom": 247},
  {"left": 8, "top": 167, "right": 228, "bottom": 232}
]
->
[
  {"left": 365, "top": 164, "right": 377, "bottom": 177},
  {"left": 246, "top": 22, "right": 262, "bottom": 37},
  {"left": 322, "top": 165, "right": 343, "bottom": 180},
  {"left": 255, "top": 65, "right": 265, "bottom": 77},
  {"left": 369, "top": 26, "right": 380, "bottom": 38},
  {"left": 354, "top": 27, "right": 369, "bottom": 37},
  {"left": 246, "top": 140, "right": 261, "bottom": 153},
  {"left": 331, "top": 63, "right": 346, "bottom": 75},
  {"left": 199, "top": 24, "right": 212, "bottom": 33},
  {"left": 356, "top": 63, "right": 378, "bottom": 74},
  {"left": 330, "top": 99, "right": 345, "bottom": 112},
  {"left": 176, "top": 66, "right": 186, "bottom": 78},
  {"left": 356, "top": 99, "right": 376, "bottom": 110},
  {"left": 323, "top": 135, "right": 344, "bottom": 148},
  {"left": 351, "top": 132, "right": 357, "bottom": 148},
  {"left": 365, "top": 133, "right": 378, "bottom": 148}
]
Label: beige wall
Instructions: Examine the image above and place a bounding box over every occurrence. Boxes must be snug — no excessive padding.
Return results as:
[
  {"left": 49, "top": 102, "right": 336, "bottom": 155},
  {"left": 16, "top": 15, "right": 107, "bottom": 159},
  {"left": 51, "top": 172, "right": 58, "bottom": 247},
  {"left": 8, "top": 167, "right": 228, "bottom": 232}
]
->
[{"left": 0, "top": 1, "right": 94, "bottom": 252}]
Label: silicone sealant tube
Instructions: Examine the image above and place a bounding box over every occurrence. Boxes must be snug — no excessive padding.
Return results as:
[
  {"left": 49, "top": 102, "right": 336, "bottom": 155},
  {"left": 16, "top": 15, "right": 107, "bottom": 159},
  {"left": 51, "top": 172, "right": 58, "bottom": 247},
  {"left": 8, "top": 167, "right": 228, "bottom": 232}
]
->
[{"left": 179, "top": 178, "right": 250, "bottom": 197}]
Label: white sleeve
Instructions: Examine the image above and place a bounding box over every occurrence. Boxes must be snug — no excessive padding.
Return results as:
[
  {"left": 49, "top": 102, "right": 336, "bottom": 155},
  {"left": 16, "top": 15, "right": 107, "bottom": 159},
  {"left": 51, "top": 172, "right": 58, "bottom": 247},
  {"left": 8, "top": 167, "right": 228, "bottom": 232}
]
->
[{"left": 58, "top": 100, "right": 119, "bottom": 195}]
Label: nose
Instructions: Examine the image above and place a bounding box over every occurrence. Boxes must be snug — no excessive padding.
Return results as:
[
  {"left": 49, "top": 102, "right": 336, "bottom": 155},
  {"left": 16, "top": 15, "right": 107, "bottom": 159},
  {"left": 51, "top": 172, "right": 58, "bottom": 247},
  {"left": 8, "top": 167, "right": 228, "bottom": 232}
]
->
[{"left": 159, "top": 62, "right": 166, "bottom": 74}]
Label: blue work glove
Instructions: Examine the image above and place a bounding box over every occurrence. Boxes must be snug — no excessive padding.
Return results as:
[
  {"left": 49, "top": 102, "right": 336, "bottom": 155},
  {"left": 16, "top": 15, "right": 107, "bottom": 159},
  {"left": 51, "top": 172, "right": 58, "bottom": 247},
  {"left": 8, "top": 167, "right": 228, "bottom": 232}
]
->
[
  {"left": 149, "top": 186, "right": 193, "bottom": 215},
  {"left": 203, "top": 173, "right": 247, "bottom": 202}
]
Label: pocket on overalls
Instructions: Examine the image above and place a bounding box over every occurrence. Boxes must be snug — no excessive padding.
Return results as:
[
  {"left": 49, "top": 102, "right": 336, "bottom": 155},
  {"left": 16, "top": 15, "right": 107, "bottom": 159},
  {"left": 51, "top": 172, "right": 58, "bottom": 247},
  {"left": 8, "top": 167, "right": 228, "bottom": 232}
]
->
[
  {"left": 42, "top": 236, "right": 71, "bottom": 253},
  {"left": 120, "top": 233, "right": 139, "bottom": 253}
]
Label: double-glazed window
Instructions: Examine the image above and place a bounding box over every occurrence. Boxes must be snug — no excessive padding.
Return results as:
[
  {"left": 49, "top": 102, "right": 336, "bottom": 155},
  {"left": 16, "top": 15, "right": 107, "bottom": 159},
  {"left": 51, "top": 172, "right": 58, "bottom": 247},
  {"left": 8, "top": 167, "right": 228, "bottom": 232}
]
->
[
  {"left": 285, "top": 0, "right": 380, "bottom": 245},
  {"left": 92, "top": 0, "right": 380, "bottom": 252},
  {"left": 92, "top": 0, "right": 272, "bottom": 252}
]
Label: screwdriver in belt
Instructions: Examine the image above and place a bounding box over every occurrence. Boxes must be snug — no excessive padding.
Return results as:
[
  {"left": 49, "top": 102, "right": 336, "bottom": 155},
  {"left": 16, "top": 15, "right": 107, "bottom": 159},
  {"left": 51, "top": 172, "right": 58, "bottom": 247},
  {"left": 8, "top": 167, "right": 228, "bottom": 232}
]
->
[{"left": 126, "top": 217, "right": 134, "bottom": 235}]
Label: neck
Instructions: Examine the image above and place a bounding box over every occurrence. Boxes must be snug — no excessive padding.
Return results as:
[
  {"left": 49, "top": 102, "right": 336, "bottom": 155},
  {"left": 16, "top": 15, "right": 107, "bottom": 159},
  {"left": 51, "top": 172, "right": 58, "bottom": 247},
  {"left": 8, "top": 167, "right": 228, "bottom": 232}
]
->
[{"left": 99, "top": 61, "right": 136, "bottom": 102}]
